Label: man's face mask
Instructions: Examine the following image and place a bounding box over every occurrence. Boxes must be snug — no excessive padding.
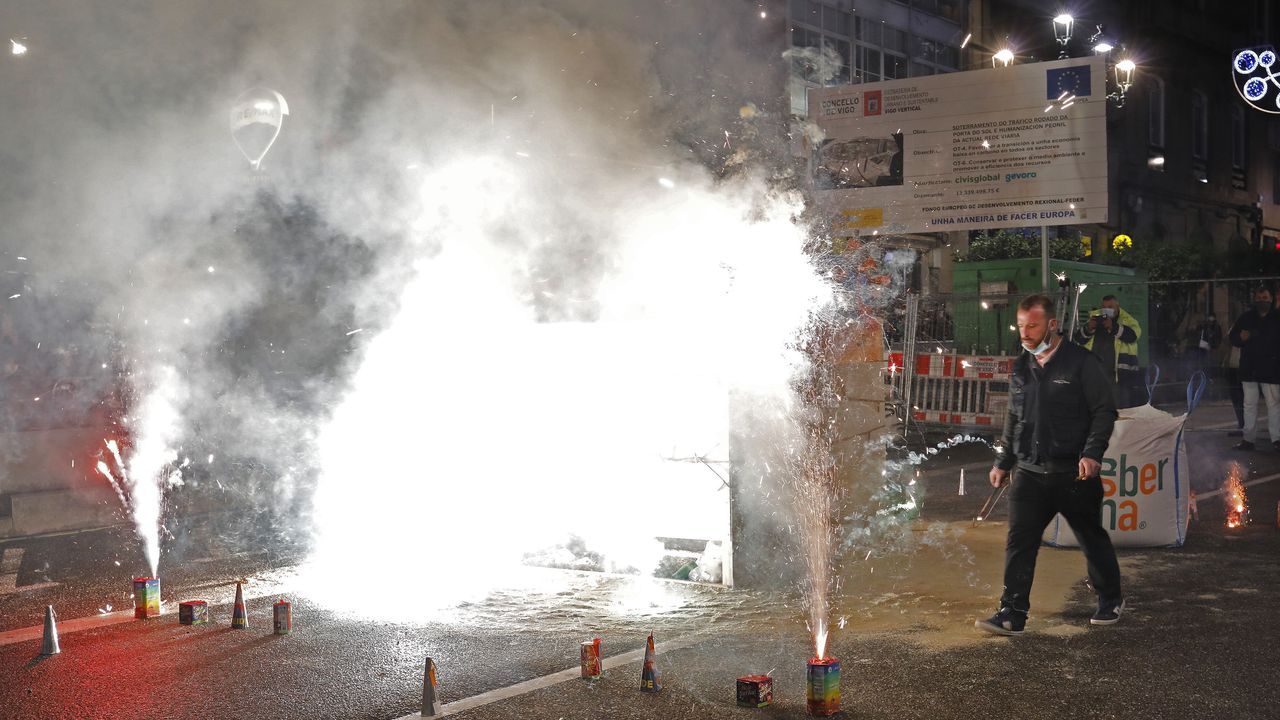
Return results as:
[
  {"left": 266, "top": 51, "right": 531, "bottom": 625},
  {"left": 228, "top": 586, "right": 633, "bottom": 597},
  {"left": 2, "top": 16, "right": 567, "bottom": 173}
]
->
[
  {"left": 1021, "top": 319, "right": 1057, "bottom": 354},
  {"left": 1100, "top": 307, "right": 1118, "bottom": 318}
]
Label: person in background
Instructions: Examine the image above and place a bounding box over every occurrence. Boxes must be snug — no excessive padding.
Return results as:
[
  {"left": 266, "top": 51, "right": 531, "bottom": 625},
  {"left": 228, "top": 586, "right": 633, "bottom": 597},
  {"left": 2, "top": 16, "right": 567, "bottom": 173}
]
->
[
  {"left": 1228, "top": 286, "right": 1280, "bottom": 451},
  {"left": 976, "top": 294, "right": 1121, "bottom": 636},
  {"left": 1224, "top": 343, "right": 1245, "bottom": 437},
  {"left": 1075, "top": 295, "right": 1143, "bottom": 408}
]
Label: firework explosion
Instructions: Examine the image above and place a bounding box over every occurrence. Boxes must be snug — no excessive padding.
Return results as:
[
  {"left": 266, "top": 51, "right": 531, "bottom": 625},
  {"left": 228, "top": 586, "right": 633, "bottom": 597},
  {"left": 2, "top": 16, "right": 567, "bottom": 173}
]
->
[{"left": 1224, "top": 462, "right": 1248, "bottom": 529}]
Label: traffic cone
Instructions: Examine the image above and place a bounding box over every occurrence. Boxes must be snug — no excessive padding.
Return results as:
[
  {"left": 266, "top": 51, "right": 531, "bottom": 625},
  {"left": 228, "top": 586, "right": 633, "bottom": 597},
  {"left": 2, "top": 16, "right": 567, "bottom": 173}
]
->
[
  {"left": 639, "top": 633, "right": 660, "bottom": 692},
  {"left": 40, "top": 605, "right": 60, "bottom": 656},
  {"left": 231, "top": 581, "right": 247, "bottom": 628},
  {"left": 958, "top": 468, "right": 966, "bottom": 496},
  {"left": 421, "top": 657, "right": 441, "bottom": 716}
]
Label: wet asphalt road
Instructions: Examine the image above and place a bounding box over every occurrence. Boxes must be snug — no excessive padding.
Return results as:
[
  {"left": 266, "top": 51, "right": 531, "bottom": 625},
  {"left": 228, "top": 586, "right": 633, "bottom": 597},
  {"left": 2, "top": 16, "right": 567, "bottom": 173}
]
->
[{"left": 0, "top": 400, "right": 1277, "bottom": 719}]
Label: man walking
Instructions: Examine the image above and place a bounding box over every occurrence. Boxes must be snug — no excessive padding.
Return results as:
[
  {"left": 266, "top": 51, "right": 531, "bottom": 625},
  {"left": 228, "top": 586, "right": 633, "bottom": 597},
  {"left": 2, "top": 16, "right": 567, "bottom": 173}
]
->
[
  {"left": 1075, "top": 295, "right": 1142, "bottom": 408},
  {"left": 1228, "top": 286, "right": 1280, "bottom": 451},
  {"left": 976, "top": 294, "right": 1122, "bottom": 636}
]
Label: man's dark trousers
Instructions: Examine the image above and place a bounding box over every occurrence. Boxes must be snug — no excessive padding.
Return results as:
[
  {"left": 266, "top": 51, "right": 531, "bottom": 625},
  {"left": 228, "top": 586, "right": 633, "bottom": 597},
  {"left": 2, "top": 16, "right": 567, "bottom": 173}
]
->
[{"left": 1000, "top": 467, "right": 1122, "bottom": 613}]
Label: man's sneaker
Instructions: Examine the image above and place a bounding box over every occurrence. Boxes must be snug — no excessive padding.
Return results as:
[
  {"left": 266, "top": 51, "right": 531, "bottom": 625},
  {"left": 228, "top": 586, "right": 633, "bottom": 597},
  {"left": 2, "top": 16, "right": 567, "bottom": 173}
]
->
[
  {"left": 1234, "top": 440, "right": 1256, "bottom": 451},
  {"left": 975, "top": 607, "right": 1026, "bottom": 636},
  {"left": 1273, "top": 440, "right": 1280, "bottom": 452},
  {"left": 1090, "top": 598, "right": 1126, "bottom": 626}
]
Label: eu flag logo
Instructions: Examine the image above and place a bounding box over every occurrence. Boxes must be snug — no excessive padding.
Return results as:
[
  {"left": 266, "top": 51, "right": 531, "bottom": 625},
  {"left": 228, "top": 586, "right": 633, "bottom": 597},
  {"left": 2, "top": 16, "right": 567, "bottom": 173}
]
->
[{"left": 1046, "top": 65, "right": 1092, "bottom": 99}]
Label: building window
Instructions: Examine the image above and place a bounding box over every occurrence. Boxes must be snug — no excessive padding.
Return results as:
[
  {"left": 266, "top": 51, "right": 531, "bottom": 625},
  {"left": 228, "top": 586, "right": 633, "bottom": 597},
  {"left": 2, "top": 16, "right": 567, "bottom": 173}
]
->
[
  {"left": 1191, "top": 91, "right": 1209, "bottom": 161},
  {"left": 1232, "top": 104, "right": 1248, "bottom": 189},
  {"left": 1148, "top": 77, "right": 1166, "bottom": 149},
  {"left": 1273, "top": 154, "right": 1280, "bottom": 204},
  {"left": 1231, "top": 105, "right": 1247, "bottom": 170},
  {"left": 797, "top": 2, "right": 958, "bottom": 96},
  {"left": 822, "top": 4, "right": 850, "bottom": 35},
  {"left": 883, "top": 26, "right": 908, "bottom": 54},
  {"left": 856, "top": 45, "right": 882, "bottom": 82},
  {"left": 855, "top": 16, "right": 882, "bottom": 45},
  {"left": 884, "top": 53, "right": 909, "bottom": 79}
]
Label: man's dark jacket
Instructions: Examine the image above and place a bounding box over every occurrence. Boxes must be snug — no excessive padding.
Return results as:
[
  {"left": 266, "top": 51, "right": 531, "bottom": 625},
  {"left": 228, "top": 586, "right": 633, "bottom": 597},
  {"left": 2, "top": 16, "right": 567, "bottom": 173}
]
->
[
  {"left": 1228, "top": 308, "right": 1280, "bottom": 384},
  {"left": 995, "top": 340, "right": 1118, "bottom": 473}
]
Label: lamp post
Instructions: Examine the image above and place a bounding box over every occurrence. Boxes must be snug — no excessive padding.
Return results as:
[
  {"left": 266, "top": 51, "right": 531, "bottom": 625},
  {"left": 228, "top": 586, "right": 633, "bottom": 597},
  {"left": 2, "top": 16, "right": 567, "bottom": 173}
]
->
[{"left": 1053, "top": 14, "right": 1074, "bottom": 59}]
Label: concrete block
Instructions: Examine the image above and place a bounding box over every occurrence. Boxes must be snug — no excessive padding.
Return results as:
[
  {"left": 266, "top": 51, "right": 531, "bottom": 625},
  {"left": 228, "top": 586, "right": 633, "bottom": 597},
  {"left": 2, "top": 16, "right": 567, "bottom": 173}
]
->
[{"left": 11, "top": 486, "right": 124, "bottom": 537}]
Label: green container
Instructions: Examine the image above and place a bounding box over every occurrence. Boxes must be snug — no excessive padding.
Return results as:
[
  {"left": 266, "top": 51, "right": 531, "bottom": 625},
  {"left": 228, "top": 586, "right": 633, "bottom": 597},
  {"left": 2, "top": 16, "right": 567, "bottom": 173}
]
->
[{"left": 950, "top": 259, "right": 1149, "bottom": 363}]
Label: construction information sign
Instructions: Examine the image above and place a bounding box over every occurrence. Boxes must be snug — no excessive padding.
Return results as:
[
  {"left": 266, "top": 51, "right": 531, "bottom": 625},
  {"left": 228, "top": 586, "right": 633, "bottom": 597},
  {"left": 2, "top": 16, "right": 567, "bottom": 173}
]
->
[{"left": 808, "top": 55, "right": 1108, "bottom": 236}]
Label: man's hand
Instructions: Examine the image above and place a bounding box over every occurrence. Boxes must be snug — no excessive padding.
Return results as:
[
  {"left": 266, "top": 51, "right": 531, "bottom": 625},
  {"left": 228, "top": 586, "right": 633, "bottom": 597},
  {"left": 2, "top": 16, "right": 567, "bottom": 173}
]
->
[
  {"left": 1240, "top": 329, "right": 1252, "bottom": 342},
  {"left": 1087, "top": 316, "right": 1098, "bottom": 333},
  {"left": 1078, "top": 457, "right": 1101, "bottom": 480},
  {"left": 989, "top": 467, "right": 1009, "bottom": 488}
]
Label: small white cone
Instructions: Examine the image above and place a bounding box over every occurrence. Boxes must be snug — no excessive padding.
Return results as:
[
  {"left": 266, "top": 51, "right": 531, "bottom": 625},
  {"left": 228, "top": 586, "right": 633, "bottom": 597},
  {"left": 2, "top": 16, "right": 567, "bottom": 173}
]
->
[
  {"left": 958, "top": 468, "right": 966, "bottom": 496},
  {"left": 41, "top": 605, "right": 60, "bottom": 656},
  {"left": 421, "top": 657, "right": 441, "bottom": 716}
]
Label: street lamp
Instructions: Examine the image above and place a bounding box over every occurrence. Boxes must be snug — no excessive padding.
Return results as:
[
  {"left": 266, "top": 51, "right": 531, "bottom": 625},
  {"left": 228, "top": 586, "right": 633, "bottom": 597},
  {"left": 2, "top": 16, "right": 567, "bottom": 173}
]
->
[
  {"left": 1053, "top": 14, "right": 1074, "bottom": 58},
  {"left": 992, "top": 47, "right": 1015, "bottom": 68},
  {"left": 1089, "top": 25, "right": 1115, "bottom": 54},
  {"left": 1114, "top": 58, "right": 1136, "bottom": 91}
]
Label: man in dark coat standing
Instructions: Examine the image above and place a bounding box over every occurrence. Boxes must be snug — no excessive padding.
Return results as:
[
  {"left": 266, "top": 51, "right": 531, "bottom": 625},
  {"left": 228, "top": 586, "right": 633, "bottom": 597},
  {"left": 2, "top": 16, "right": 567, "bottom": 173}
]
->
[
  {"left": 976, "top": 294, "right": 1122, "bottom": 636},
  {"left": 1228, "top": 286, "right": 1280, "bottom": 451}
]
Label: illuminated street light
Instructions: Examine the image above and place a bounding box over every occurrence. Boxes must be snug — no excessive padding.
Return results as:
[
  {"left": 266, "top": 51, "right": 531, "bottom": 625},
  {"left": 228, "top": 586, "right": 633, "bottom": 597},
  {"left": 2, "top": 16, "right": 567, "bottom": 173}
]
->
[
  {"left": 1114, "top": 58, "right": 1137, "bottom": 91},
  {"left": 993, "top": 48, "right": 1015, "bottom": 68},
  {"left": 1053, "top": 14, "right": 1074, "bottom": 58}
]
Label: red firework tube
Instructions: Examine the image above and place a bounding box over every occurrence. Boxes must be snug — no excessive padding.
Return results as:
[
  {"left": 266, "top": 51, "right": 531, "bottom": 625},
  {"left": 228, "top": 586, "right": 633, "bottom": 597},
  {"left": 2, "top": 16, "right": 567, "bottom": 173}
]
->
[
  {"left": 806, "top": 657, "right": 841, "bottom": 716},
  {"left": 580, "top": 637, "right": 602, "bottom": 679},
  {"left": 273, "top": 599, "right": 292, "bottom": 635},
  {"left": 133, "top": 577, "right": 160, "bottom": 619}
]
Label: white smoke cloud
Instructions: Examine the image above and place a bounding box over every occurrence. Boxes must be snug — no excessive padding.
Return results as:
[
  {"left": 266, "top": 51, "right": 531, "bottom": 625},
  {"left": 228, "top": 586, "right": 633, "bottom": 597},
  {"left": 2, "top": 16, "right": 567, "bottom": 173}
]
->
[{"left": 1, "top": 0, "right": 841, "bottom": 603}]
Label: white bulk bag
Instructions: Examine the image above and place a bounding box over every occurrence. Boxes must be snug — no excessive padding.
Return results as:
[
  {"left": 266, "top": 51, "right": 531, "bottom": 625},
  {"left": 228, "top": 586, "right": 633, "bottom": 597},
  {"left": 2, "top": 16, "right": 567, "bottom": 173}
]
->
[{"left": 1043, "top": 401, "right": 1192, "bottom": 548}]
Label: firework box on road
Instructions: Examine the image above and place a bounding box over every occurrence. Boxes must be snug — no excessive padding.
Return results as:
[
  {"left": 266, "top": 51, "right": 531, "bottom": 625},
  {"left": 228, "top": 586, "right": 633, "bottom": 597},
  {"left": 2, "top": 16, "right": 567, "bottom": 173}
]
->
[
  {"left": 178, "top": 600, "right": 208, "bottom": 625},
  {"left": 1044, "top": 402, "right": 1191, "bottom": 548},
  {"left": 736, "top": 675, "right": 772, "bottom": 707},
  {"left": 133, "top": 577, "right": 160, "bottom": 618}
]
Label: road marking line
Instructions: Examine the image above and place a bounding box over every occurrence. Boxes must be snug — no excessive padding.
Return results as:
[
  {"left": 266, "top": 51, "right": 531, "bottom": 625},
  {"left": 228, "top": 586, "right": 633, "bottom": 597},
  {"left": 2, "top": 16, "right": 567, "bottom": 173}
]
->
[
  {"left": 0, "top": 576, "right": 295, "bottom": 647},
  {"left": 1197, "top": 471, "right": 1280, "bottom": 499},
  {"left": 0, "top": 608, "right": 144, "bottom": 646},
  {"left": 394, "top": 633, "right": 708, "bottom": 719}
]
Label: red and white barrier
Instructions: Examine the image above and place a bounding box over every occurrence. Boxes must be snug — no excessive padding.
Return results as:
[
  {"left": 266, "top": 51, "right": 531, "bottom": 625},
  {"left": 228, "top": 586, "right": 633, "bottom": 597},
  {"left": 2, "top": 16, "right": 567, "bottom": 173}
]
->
[{"left": 888, "top": 352, "right": 1014, "bottom": 429}]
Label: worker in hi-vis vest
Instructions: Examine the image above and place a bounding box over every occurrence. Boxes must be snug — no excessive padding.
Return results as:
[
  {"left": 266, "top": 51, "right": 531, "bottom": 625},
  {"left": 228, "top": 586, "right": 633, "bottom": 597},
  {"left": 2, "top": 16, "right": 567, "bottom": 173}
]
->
[{"left": 1075, "top": 294, "right": 1142, "bottom": 409}]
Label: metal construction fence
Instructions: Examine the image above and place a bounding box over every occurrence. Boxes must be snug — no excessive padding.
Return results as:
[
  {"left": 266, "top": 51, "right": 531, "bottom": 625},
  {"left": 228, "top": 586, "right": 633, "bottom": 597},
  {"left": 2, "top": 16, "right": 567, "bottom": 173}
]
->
[{"left": 887, "top": 275, "right": 1280, "bottom": 434}]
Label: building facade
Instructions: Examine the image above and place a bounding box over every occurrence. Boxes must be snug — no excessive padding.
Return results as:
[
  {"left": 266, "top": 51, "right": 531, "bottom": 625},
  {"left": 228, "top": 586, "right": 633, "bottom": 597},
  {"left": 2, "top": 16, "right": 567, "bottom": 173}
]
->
[{"left": 787, "top": 0, "right": 974, "bottom": 295}]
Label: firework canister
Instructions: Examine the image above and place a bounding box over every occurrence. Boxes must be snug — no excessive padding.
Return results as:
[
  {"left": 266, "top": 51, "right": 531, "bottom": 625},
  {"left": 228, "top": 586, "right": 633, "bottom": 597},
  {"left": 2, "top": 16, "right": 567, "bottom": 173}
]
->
[
  {"left": 231, "top": 581, "right": 248, "bottom": 629},
  {"left": 178, "top": 600, "right": 208, "bottom": 625},
  {"left": 639, "top": 633, "right": 660, "bottom": 692},
  {"left": 580, "top": 638, "right": 602, "bottom": 679},
  {"left": 133, "top": 577, "right": 161, "bottom": 619},
  {"left": 736, "top": 675, "right": 773, "bottom": 707},
  {"left": 806, "top": 657, "right": 840, "bottom": 716},
  {"left": 273, "top": 599, "right": 292, "bottom": 635}
]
